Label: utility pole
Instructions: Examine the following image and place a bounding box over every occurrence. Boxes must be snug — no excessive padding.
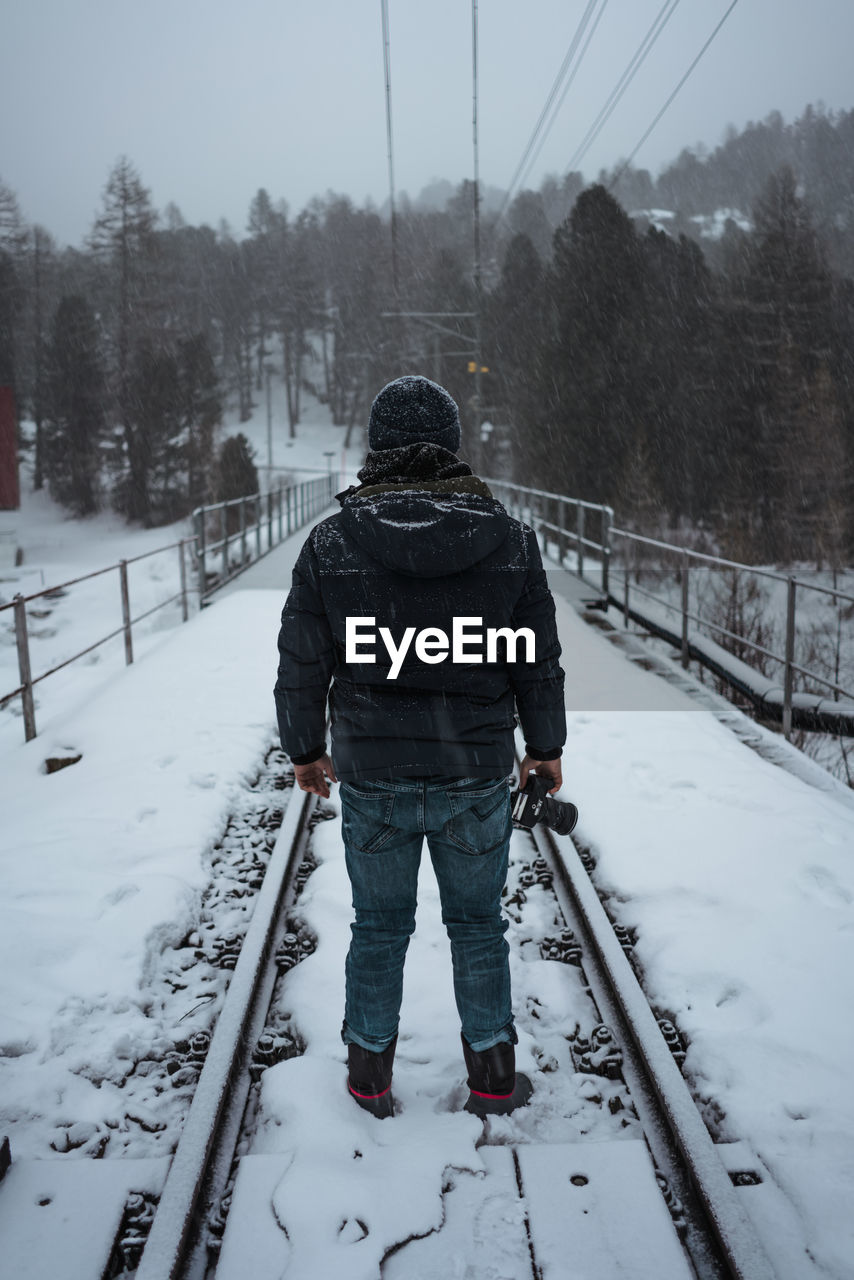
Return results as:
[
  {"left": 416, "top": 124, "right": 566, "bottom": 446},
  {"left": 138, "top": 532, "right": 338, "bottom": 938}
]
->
[
  {"left": 471, "top": 0, "right": 484, "bottom": 458},
  {"left": 381, "top": 0, "right": 400, "bottom": 304},
  {"left": 265, "top": 365, "right": 273, "bottom": 483}
]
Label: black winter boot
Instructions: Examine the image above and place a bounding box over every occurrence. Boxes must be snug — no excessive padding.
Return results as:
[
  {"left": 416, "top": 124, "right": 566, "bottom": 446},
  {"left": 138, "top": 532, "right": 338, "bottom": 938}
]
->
[
  {"left": 347, "top": 1037, "right": 397, "bottom": 1119},
  {"left": 462, "top": 1034, "right": 533, "bottom": 1117}
]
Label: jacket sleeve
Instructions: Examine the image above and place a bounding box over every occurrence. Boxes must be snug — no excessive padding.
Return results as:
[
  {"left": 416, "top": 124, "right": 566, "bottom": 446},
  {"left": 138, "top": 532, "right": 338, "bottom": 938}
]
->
[
  {"left": 508, "top": 530, "right": 566, "bottom": 757},
  {"left": 274, "top": 535, "right": 336, "bottom": 763}
]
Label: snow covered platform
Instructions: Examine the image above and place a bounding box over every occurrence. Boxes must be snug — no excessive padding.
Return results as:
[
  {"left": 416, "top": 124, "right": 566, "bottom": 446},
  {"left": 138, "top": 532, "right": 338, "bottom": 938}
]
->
[
  {"left": 216, "top": 503, "right": 339, "bottom": 597},
  {"left": 2, "top": 508, "right": 854, "bottom": 1277}
]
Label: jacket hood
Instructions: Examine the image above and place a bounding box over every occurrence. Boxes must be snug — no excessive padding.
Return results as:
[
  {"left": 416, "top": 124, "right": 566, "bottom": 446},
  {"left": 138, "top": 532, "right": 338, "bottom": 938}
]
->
[{"left": 339, "top": 486, "right": 511, "bottom": 578}]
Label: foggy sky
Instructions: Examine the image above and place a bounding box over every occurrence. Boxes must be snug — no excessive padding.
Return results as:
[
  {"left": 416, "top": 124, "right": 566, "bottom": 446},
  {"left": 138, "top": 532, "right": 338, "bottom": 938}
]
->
[{"left": 2, "top": 0, "right": 852, "bottom": 246}]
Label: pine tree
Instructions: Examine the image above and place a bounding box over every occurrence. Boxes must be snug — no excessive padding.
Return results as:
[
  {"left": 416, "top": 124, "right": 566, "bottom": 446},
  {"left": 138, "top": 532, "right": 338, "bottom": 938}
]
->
[
  {"left": 0, "top": 177, "right": 26, "bottom": 256},
  {"left": 44, "top": 296, "right": 104, "bottom": 515},
  {"left": 29, "top": 226, "right": 57, "bottom": 490},
  {"left": 179, "top": 333, "right": 221, "bottom": 511},
  {"left": 741, "top": 167, "right": 837, "bottom": 560},
  {"left": 487, "top": 234, "right": 549, "bottom": 485},
  {"left": 123, "top": 339, "right": 181, "bottom": 524},
  {"left": 547, "top": 185, "right": 651, "bottom": 507},
  {"left": 0, "top": 252, "right": 19, "bottom": 392},
  {"left": 217, "top": 433, "right": 258, "bottom": 502},
  {"left": 90, "top": 157, "right": 157, "bottom": 519}
]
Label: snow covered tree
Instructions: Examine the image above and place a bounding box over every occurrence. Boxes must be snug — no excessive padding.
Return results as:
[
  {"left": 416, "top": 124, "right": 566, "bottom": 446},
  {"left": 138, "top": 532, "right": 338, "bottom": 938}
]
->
[
  {"left": 44, "top": 295, "right": 104, "bottom": 515},
  {"left": 28, "top": 226, "right": 58, "bottom": 491},
  {"left": 0, "top": 177, "right": 26, "bottom": 256},
  {"left": 0, "top": 252, "right": 19, "bottom": 393},
  {"left": 89, "top": 157, "right": 157, "bottom": 519},
  {"left": 179, "top": 332, "right": 221, "bottom": 511},
  {"left": 121, "top": 339, "right": 181, "bottom": 524},
  {"left": 217, "top": 433, "right": 258, "bottom": 502},
  {"left": 487, "top": 234, "right": 549, "bottom": 485},
  {"left": 737, "top": 167, "right": 838, "bottom": 560},
  {"left": 547, "top": 184, "right": 651, "bottom": 507}
]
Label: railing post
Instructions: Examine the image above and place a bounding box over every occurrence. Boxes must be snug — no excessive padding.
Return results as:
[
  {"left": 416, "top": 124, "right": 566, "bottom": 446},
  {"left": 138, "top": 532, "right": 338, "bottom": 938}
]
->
[
  {"left": 268, "top": 490, "right": 274, "bottom": 550},
  {"left": 220, "top": 504, "right": 228, "bottom": 580},
  {"left": 783, "top": 576, "right": 796, "bottom": 740},
  {"left": 277, "top": 487, "right": 283, "bottom": 543},
  {"left": 623, "top": 546, "right": 630, "bottom": 628},
  {"left": 13, "top": 595, "right": 37, "bottom": 742},
  {"left": 255, "top": 494, "right": 262, "bottom": 557},
  {"left": 179, "top": 539, "right": 189, "bottom": 623},
  {"left": 601, "top": 506, "right": 612, "bottom": 599},
  {"left": 240, "top": 497, "right": 247, "bottom": 566},
  {"left": 681, "top": 550, "right": 690, "bottom": 669},
  {"left": 557, "top": 499, "right": 567, "bottom": 566},
  {"left": 195, "top": 508, "right": 206, "bottom": 599},
  {"left": 119, "top": 560, "right": 133, "bottom": 665},
  {"left": 576, "top": 505, "right": 585, "bottom": 581}
]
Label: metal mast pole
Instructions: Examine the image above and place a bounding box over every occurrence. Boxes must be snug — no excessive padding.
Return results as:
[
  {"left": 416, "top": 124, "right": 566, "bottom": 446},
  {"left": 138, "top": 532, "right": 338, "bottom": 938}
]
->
[
  {"left": 471, "top": 0, "right": 484, "bottom": 439},
  {"left": 381, "top": 0, "right": 400, "bottom": 303}
]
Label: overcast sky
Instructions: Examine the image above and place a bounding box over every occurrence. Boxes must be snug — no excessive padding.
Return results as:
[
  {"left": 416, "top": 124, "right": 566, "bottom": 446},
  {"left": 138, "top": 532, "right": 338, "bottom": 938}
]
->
[{"left": 2, "top": 0, "right": 852, "bottom": 246}]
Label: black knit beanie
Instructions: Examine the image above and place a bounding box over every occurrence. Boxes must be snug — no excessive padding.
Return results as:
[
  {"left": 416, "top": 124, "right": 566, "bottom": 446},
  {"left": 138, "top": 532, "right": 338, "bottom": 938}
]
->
[{"left": 368, "top": 375, "right": 461, "bottom": 453}]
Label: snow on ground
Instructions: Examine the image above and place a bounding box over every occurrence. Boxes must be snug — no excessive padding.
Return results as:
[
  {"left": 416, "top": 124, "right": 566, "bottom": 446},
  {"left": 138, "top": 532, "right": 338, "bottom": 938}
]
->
[
  {"left": 1, "top": 369, "right": 353, "bottom": 749},
  {"left": 2, "top": 449, "right": 854, "bottom": 1276},
  {"left": 690, "top": 207, "right": 753, "bottom": 238},
  {"left": 229, "top": 338, "right": 359, "bottom": 487},
  {"left": 0, "top": 589, "right": 286, "bottom": 1149}
]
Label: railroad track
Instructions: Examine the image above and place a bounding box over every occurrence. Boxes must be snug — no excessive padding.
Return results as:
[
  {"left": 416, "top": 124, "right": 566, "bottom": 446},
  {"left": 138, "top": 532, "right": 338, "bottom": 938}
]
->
[{"left": 1, "top": 750, "right": 776, "bottom": 1280}]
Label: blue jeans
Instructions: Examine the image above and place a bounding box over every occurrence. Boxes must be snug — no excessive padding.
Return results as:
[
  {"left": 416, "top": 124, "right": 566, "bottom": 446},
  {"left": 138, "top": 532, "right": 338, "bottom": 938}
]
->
[{"left": 339, "top": 775, "right": 515, "bottom": 1054}]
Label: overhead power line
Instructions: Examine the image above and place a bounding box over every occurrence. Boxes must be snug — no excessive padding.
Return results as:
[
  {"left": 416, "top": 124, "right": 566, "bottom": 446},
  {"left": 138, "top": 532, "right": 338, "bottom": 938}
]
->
[
  {"left": 380, "top": 0, "right": 399, "bottom": 300},
  {"left": 497, "top": 0, "right": 603, "bottom": 221},
  {"left": 609, "top": 0, "right": 741, "bottom": 190},
  {"left": 513, "top": 0, "right": 611, "bottom": 199},
  {"left": 564, "top": 0, "right": 681, "bottom": 176}
]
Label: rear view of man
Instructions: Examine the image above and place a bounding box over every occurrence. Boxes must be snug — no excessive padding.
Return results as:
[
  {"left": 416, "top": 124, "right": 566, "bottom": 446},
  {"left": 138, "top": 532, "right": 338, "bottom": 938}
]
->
[{"left": 275, "top": 375, "right": 565, "bottom": 1118}]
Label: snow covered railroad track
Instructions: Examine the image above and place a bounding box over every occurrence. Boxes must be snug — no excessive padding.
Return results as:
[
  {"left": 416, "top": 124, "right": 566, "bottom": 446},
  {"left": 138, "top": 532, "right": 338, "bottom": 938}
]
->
[
  {"left": 140, "top": 775, "right": 773, "bottom": 1280},
  {"left": 521, "top": 820, "right": 775, "bottom": 1280},
  {"left": 1, "top": 751, "right": 775, "bottom": 1280},
  {"left": 0, "top": 744, "right": 328, "bottom": 1280},
  {"left": 129, "top": 757, "right": 324, "bottom": 1280}
]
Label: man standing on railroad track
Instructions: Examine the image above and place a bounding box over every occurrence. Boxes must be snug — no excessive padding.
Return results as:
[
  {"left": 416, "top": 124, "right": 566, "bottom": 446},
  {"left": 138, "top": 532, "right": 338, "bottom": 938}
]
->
[{"left": 274, "top": 374, "right": 565, "bottom": 1119}]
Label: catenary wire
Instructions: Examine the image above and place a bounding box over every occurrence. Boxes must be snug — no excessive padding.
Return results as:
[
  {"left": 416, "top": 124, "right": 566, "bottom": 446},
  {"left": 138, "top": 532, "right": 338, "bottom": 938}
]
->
[
  {"left": 496, "top": 0, "right": 602, "bottom": 222},
  {"left": 512, "top": 0, "right": 611, "bottom": 200},
  {"left": 380, "top": 0, "right": 399, "bottom": 300},
  {"left": 609, "top": 0, "right": 741, "bottom": 190},
  {"left": 564, "top": 0, "right": 681, "bottom": 176}
]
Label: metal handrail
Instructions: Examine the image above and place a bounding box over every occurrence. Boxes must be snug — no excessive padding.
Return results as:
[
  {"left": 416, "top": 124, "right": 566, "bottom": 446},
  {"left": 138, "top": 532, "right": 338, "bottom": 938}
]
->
[
  {"left": 612, "top": 527, "right": 854, "bottom": 603},
  {"left": 2, "top": 473, "right": 336, "bottom": 744},
  {"left": 0, "top": 537, "right": 193, "bottom": 611},
  {"left": 615, "top": 575, "right": 788, "bottom": 669},
  {"left": 2, "top": 537, "right": 197, "bottom": 743},
  {"left": 486, "top": 477, "right": 853, "bottom": 740},
  {"left": 192, "top": 472, "right": 336, "bottom": 602}
]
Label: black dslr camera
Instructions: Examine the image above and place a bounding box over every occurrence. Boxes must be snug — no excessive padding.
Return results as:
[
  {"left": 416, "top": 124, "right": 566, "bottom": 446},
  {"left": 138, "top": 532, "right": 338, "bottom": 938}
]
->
[{"left": 511, "top": 773, "right": 579, "bottom": 837}]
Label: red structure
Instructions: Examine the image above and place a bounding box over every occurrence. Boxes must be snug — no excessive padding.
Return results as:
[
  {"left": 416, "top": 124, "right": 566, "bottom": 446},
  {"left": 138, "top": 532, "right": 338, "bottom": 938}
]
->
[{"left": 0, "top": 387, "right": 19, "bottom": 510}]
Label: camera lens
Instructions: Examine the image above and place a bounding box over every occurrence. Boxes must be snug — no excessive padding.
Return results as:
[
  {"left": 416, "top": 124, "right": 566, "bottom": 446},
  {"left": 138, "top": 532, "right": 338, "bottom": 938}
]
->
[{"left": 541, "top": 797, "right": 579, "bottom": 836}]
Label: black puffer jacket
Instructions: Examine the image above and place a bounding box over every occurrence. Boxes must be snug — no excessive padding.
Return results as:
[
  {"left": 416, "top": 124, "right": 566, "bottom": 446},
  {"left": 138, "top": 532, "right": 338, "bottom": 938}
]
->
[{"left": 274, "top": 444, "right": 566, "bottom": 781}]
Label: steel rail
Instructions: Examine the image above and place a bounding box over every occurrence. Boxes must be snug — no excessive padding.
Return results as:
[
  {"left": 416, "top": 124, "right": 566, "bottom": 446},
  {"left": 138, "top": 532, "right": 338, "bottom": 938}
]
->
[
  {"left": 530, "top": 815, "right": 775, "bottom": 1280},
  {"left": 136, "top": 780, "right": 316, "bottom": 1280}
]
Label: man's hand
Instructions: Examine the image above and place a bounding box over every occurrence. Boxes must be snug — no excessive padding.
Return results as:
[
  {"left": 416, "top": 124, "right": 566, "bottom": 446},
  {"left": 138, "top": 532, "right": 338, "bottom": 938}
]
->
[
  {"left": 519, "top": 754, "right": 562, "bottom": 795},
  {"left": 293, "top": 754, "right": 338, "bottom": 798}
]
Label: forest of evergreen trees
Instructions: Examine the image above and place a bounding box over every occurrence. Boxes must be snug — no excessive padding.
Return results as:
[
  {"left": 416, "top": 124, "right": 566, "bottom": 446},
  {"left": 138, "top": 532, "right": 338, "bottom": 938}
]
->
[{"left": 0, "top": 104, "right": 852, "bottom": 566}]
